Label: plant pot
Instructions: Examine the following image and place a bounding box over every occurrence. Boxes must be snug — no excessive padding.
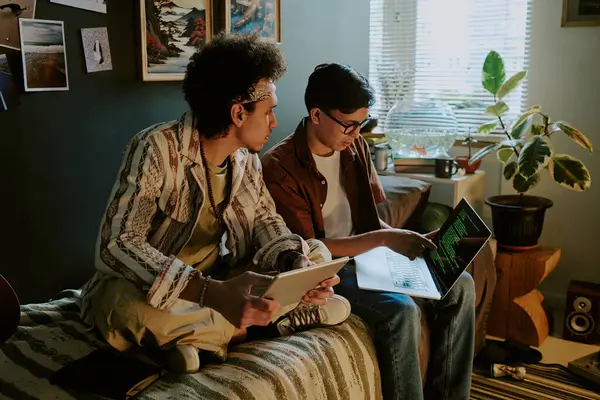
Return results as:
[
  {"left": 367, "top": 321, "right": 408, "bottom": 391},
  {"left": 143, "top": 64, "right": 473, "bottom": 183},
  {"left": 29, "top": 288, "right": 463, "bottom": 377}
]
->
[
  {"left": 456, "top": 156, "right": 481, "bottom": 174},
  {"left": 485, "top": 195, "right": 553, "bottom": 250}
]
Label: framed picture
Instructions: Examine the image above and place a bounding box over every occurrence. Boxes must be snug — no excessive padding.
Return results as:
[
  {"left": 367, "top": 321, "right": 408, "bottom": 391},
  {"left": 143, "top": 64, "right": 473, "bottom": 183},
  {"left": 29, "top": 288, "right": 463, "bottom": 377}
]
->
[
  {"left": 225, "top": 0, "right": 280, "bottom": 43},
  {"left": 562, "top": 0, "right": 600, "bottom": 27},
  {"left": 49, "top": 0, "right": 106, "bottom": 14},
  {"left": 140, "top": 0, "right": 213, "bottom": 82},
  {"left": 0, "top": 54, "right": 21, "bottom": 111},
  {"left": 19, "top": 19, "right": 69, "bottom": 92}
]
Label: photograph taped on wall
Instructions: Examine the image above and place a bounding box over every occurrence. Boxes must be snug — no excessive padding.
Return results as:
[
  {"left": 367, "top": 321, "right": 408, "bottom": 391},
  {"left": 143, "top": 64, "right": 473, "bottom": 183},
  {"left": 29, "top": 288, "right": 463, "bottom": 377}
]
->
[
  {"left": 562, "top": 0, "right": 600, "bottom": 26},
  {"left": 225, "top": 0, "right": 280, "bottom": 43},
  {"left": 140, "top": 0, "right": 212, "bottom": 81},
  {"left": 0, "top": 54, "right": 21, "bottom": 111},
  {"left": 81, "top": 27, "right": 112, "bottom": 73},
  {"left": 19, "top": 19, "right": 69, "bottom": 92},
  {"left": 0, "top": 0, "right": 37, "bottom": 51},
  {"left": 49, "top": 0, "right": 106, "bottom": 14}
]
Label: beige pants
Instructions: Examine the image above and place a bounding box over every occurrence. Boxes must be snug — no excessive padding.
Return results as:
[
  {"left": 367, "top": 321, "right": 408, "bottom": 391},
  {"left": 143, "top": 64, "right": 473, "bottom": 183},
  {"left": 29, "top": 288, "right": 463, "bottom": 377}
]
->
[{"left": 90, "top": 277, "right": 296, "bottom": 360}]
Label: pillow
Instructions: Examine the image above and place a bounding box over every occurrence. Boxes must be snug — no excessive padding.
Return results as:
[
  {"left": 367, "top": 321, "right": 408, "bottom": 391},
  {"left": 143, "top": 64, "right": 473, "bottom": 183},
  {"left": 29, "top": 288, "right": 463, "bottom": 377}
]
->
[{"left": 377, "top": 176, "right": 431, "bottom": 230}]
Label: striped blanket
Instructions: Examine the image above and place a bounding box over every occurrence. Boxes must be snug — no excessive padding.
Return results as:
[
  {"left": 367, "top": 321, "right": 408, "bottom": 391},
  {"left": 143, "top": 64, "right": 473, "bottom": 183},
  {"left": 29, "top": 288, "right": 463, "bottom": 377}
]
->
[{"left": 0, "top": 290, "right": 382, "bottom": 400}]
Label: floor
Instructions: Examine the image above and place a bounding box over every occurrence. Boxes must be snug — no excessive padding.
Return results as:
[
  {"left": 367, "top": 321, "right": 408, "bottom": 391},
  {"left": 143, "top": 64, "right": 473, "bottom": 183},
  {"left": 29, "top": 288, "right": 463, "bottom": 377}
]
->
[
  {"left": 488, "top": 334, "right": 600, "bottom": 367},
  {"left": 537, "top": 336, "right": 600, "bottom": 367}
]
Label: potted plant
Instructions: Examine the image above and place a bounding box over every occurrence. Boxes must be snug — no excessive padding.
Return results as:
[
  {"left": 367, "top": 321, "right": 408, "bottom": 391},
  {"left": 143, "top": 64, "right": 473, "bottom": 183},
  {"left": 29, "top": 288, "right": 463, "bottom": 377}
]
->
[
  {"left": 456, "top": 129, "right": 483, "bottom": 173},
  {"left": 469, "top": 50, "right": 593, "bottom": 250}
]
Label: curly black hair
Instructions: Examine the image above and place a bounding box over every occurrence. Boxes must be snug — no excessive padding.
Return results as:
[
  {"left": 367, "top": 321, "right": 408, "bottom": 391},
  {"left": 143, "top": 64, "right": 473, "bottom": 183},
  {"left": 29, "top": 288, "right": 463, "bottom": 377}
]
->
[
  {"left": 304, "top": 63, "right": 375, "bottom": 115},
  {"left": 183, "top": 32, "right": 287, "bottom": 139}
]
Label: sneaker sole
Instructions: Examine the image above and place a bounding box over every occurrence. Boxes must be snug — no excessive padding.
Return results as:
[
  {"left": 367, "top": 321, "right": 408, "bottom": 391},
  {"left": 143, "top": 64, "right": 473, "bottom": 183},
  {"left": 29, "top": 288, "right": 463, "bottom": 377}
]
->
[{"left": 326, "top": 294, "right": 352, "bottom": 326}]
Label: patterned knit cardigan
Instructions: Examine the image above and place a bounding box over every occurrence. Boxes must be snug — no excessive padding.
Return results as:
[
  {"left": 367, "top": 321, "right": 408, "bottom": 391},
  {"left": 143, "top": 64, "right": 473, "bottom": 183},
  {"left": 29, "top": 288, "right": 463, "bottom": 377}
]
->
[{"left": 80, "top": 110, "right": 331, "bottom": 326}]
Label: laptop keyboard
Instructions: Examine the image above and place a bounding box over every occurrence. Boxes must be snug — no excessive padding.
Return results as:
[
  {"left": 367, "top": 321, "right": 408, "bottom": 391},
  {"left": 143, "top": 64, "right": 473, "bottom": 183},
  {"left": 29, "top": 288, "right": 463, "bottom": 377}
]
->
[{"left": 386, "top": 251, "right": 429, "bottom": 291}]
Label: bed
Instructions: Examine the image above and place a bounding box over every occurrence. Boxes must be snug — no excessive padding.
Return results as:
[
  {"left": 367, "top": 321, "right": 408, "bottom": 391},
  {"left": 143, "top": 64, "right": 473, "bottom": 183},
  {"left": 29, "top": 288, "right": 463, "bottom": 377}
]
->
[{"left": 0, "top": 289, "right": 382, "bottom": 399}]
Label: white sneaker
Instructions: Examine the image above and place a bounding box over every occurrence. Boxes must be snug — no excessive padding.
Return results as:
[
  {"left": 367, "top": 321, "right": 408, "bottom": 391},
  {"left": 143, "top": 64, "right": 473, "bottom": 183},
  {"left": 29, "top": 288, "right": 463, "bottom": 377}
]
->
[
  {"left": 277, "top": 294, "right": 351, "bottom": 336},
  {"left": 166, "top": 344, "right": 200, "bottom": 374}
]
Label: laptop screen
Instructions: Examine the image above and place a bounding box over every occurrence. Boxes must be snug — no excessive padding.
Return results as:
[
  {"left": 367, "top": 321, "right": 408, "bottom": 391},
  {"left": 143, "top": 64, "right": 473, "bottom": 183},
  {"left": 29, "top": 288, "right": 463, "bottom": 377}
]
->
[{"left": 424, "top": 199, "right": 491, "bottom": 293}]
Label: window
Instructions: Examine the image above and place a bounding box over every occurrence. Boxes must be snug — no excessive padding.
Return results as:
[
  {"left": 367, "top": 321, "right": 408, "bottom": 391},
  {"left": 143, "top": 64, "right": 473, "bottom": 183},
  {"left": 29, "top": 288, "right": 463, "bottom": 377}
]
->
[{"left": 369, "top": 0, "right": 532, "bottom": 135}]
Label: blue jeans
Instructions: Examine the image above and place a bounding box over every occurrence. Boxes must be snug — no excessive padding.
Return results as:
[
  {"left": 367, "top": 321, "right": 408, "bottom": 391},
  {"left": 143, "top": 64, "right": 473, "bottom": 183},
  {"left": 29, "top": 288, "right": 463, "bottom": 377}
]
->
[{"left": 335, "top": 264, "right": 476, "bottom": 400}]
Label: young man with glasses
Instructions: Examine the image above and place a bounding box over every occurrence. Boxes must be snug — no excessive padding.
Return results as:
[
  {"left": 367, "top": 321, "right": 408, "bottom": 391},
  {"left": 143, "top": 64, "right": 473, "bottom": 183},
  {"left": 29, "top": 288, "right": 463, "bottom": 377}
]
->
[{"left": 262, "top": 63, "right": 476, "bottom": 399}]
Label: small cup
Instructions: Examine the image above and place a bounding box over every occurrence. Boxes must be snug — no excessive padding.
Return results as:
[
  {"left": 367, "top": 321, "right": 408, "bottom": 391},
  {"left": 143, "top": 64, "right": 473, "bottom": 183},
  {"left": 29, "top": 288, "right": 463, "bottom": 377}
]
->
[
  {"left": 374, "top": 147, "right": 389, "bottom": 172},
  {"left": 435, "top": 158, "right": 459, "bottom": 178}
]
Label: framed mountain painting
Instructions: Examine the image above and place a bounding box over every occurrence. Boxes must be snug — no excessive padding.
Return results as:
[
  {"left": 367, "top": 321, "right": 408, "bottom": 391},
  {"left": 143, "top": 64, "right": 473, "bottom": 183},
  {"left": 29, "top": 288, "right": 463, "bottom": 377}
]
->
[{"left": 140, "top": 0, "right": 212, "bottom": 81}]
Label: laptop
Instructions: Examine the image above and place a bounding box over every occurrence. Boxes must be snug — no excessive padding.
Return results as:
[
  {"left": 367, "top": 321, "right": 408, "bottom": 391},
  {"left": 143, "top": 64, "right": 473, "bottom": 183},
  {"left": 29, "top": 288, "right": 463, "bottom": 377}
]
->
[{"left": 354, "top": 198, "right": 492, "bottom": 300}]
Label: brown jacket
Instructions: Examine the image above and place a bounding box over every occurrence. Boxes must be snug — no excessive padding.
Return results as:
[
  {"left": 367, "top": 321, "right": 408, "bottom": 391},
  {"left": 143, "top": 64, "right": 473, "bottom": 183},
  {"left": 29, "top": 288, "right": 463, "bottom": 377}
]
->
[{"left": 262, "top": 118, "right": 386, "bottom": 240}]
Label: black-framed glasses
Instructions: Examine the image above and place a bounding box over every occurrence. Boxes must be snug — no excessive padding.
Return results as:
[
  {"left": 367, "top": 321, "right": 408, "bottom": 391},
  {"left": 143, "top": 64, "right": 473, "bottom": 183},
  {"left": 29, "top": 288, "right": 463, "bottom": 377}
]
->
[
  {"left": 0, "top": 3, "right": 28, "bottom": 16},
  {"left": 322, "top": 109, "right": 371, "bottom": 136}
]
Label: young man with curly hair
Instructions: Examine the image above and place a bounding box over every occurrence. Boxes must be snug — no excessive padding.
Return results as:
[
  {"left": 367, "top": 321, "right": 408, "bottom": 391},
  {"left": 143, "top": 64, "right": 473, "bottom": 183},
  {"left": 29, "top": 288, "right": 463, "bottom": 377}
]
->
[
  {"left": 81, "top": 34, "right": 350, "bottom": 374},
  {"left": 262, "top": 63, "right": 476, "bottom": 399}
]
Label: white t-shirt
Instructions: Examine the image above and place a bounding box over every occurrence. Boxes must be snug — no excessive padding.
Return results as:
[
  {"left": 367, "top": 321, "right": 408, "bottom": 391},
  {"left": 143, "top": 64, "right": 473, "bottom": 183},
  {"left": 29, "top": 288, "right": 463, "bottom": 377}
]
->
[{"left": 312, "top": 151, "right": 354, "bottom": 238}]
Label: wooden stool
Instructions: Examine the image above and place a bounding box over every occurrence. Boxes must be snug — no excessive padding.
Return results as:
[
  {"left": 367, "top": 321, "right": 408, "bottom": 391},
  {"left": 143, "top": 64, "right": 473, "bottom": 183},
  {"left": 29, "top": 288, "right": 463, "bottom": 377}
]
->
[{"left": 487, "top": 246, "right": 561, "bottom": 347}]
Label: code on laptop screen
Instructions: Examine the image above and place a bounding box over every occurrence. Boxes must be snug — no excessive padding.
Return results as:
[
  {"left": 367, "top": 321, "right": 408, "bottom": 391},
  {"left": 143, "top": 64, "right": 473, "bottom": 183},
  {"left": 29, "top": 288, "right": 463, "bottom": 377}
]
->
[{"left": 427, "top": 200, "right": 491, "bottom": 291}]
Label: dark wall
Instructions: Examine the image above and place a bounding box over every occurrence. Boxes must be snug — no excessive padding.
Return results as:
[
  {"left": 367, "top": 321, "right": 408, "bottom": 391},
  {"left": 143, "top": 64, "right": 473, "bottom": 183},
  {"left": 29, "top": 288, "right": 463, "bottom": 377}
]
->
[
  {"left": 263, "top": 0, "right": 370, "bottom": 150},
  {"left": 0, "top": 0, "right": 368, "bottom": 304}
]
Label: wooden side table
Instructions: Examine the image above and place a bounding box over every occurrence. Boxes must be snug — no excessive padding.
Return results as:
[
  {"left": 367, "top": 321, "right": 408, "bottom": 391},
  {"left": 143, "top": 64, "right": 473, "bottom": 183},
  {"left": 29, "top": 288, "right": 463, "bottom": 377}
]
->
[{"left": 487, "top": 246, "right": 561, "bottom": 347}]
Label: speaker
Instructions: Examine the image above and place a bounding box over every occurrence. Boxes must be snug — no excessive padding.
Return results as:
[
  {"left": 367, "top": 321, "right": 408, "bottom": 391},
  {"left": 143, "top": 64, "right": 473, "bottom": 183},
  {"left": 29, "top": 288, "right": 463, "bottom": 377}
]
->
[{"left": 563, "top": 280, "right": 600, "bottom": 344}]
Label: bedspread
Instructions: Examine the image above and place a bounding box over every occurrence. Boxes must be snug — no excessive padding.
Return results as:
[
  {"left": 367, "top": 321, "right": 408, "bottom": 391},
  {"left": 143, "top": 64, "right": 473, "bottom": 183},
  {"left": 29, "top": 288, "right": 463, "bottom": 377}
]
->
[{"left": 0, "top": 290, "right": 382, "bottom": 400}]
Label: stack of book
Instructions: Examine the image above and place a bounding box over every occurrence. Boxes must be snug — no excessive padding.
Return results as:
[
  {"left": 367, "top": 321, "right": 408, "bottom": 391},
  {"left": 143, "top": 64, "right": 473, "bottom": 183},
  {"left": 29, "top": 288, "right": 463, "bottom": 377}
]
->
[{"left": 392, "top": 157, "right": 435, "bottom": 173}]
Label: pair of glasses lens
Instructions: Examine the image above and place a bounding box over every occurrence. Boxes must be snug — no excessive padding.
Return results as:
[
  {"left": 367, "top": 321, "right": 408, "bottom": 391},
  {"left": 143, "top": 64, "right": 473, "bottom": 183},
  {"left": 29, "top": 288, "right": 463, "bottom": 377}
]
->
[
  {"left": 323, "top": 110, "right": 371, "bottom": 135},
  {"left": 342, "top": 116, "right": 372, "bottom": 135},
  {"left": 0, "top": 3, "right": 27, "bottom": 16}
]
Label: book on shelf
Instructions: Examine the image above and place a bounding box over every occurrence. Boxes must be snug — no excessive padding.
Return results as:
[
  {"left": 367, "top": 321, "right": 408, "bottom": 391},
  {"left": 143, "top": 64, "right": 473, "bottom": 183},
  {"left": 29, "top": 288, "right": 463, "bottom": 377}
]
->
[
  {"left": 392, "top": 157, "right": 435, "bottom": 166},
  {"left": 364, "top": 136, "right": 388, "bottom": 146},
  {"left": 393, "top": 165, "right": 435, "bottom": 173}
]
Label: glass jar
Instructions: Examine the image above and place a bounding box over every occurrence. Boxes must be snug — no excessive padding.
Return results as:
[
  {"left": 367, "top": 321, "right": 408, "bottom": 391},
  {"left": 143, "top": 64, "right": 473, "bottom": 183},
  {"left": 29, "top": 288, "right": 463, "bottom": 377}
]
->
[{"left": 384, "top": 101, "right": 461, "bottom": 158}]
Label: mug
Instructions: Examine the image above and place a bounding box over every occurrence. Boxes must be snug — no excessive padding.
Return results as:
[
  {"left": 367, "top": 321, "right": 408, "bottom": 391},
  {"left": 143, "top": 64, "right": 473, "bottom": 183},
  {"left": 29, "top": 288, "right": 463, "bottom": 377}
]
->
[{"left": 435, "top": 158, "right": 459, "bottom": 178}]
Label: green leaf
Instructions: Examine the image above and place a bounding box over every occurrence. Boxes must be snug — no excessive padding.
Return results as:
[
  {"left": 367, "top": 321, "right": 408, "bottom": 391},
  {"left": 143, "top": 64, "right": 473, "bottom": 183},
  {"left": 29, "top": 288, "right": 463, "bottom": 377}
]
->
[
  {"left": 552, "top": 121, "right": 593, "bottom": 153},
  {"left": 478, "top": 121, "right": 499, "bottom": 134},
  {"left": 504, "top": 161, "right": 518, "bottom": 180},
  {"left": 511, "top": 118, "right": 532, "bottom": 139},
  {"left": 518, "top": 136, "right": 553, "bottom": 178},
  {"left": 482, "top": 51, "right": 506, "bottom": 95},
  {"left": 513, "top": 172, "right": 540, "bottom": 193},
  {"left": 497, "top": 148, "right": 514, "bottom": 163},
  {"left": 511, "top": 105, "right": 542, "bottom": 134},
  {"left": 469, "top": 143, "right": 501, "bottom": 164},
  {"left": 485, "top": 101, "right": 509, "bottom": 117},
  {"left": 497, "top": 71, "right": 527, "bottom": 100},
  {"left": 531, "top": 123, "right": 544, "bottom": 136},
  {"left": 548, "top": 154, "right": 592, "bottom": 192}
]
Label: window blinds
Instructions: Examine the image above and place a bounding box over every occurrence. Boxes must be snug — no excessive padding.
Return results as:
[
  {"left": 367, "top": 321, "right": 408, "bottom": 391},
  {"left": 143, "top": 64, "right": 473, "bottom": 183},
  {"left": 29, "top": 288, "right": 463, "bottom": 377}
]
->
[{"left": 369, "top": 0, "right": 532, "bottom": 134}]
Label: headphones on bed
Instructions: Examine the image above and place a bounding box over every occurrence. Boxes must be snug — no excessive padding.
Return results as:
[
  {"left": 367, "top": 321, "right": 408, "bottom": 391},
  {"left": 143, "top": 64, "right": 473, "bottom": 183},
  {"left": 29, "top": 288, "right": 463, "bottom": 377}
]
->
[{"left": 0, "top": 274, "right": 19, "bottom": 343}]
